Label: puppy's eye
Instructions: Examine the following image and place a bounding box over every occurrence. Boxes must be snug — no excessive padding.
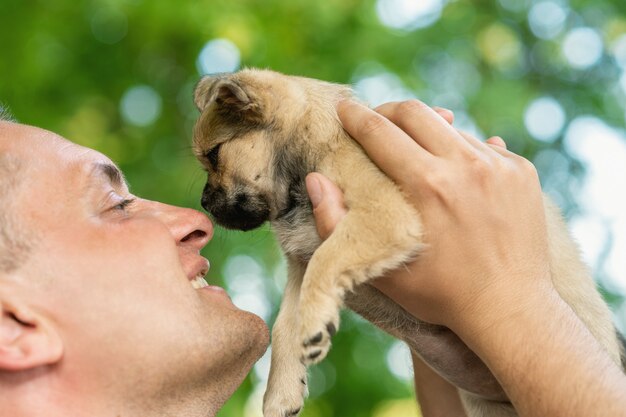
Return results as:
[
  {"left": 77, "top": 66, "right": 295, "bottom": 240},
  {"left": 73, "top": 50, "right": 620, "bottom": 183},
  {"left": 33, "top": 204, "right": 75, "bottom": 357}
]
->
[{"left": 206, "top": 144, "right": 221, "bottom": 169}]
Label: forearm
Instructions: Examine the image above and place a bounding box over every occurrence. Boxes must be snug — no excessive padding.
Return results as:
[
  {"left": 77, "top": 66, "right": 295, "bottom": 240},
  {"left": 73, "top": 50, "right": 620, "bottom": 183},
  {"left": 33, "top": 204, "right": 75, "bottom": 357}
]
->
[
  {"left": 412, "top": 352, "right": 468, "bottom": 417},
  {"left": 458, "top": 286, "right": 626, "bottom": 417}
]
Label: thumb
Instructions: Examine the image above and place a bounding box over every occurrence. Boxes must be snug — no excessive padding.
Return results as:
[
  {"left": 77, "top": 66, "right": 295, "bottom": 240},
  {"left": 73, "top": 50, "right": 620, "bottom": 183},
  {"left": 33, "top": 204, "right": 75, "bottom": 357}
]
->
[{"left": 305, "top": 173, "right": 347, "bottom": 240}]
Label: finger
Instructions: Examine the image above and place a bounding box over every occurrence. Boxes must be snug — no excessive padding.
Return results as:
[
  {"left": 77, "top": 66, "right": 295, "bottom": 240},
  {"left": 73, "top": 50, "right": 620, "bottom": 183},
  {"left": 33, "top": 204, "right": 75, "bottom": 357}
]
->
[
  {"left": 486, "top": 136, "right": 507, "bottom": 149},
  {"left": 337, "top": 100, "right": 434, "bottom": 182},
  {"left": 457, "top": 131, "right": 511, "bottom": 160},
  {"left": 374, "top": 103, "right": 455, "bottom": 125},
  {"left": 306, "top": 173, "right": 347, "bottom": 240},
  {"left": 457, "top": 129, "right": 490, "bottom": 152},
  {"left": 432, "top": 106, "right": 454, "bottom": 125},
  {"left": 483, "top": 136, "right": 518, "bottom": 159},
  {"left": 375, "top": 100, "right": 473, "bottom": 156}
]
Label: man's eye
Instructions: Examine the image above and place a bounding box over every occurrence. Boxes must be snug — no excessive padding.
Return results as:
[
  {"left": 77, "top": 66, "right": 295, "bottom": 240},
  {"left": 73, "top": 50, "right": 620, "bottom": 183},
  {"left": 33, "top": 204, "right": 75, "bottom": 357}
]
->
[
  {"left": 206, "top": 144, "right": 221, "bottom": 169},
  {"left": 112, "top": 198, "right": 136, "bottom": 212}
]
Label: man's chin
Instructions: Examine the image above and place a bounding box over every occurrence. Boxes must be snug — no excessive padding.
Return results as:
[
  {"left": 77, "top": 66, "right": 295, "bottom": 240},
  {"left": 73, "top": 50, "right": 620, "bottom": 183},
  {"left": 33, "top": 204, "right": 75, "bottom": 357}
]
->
[
  {"left": 224, "top": 308, "right": 269, "bottom": 374},
  {"left": 241, "top": 309, "right": 270, "bottom": 358},
  {"left": 213, "top": 311, "right": 269, "bottom": 411}
]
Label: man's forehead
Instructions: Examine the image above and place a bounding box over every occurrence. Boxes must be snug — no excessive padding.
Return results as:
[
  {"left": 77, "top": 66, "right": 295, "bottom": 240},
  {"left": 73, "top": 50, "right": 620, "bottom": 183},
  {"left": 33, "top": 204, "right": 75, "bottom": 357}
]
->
[
  {"left": 0, "top": 121, "right": 124, "bottom": 187},
  {"left": 1, "top": 121, "right": 77, "bottom": 156}
]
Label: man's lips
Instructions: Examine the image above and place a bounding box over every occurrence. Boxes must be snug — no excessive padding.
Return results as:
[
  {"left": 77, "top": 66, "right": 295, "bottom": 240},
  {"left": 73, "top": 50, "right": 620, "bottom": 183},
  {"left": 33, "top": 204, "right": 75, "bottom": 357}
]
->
[
  {"left": 186, "top": 257, "right": 210, "bottom": 281},
  {"left": 191, "top": 275, "right": 210, "bottom": 289},
  {"left": 193, "top": 274, "right": 232, "bottom": 302},
  {"left": 187, "top": 257, "right": 230, "bottom": 299}
]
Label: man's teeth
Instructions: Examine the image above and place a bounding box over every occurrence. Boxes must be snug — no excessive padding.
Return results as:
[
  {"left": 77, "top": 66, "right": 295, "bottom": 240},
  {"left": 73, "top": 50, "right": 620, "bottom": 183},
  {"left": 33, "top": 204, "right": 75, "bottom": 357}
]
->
[{"left": 191, "top": 275, "right": 209, "bottom": 289}]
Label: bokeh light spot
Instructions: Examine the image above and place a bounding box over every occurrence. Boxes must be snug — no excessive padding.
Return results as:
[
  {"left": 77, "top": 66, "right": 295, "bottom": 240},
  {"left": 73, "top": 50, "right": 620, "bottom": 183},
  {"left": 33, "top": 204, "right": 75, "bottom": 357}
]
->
[
  {"left": 308, "top": 361, "right": 337, "bottom": 398},
  {"left": 223, "top": 254, "right": 264, "bottom": 283},
  {"left": 562, "top": 27, "right": 604, "bottom": 70},
  {"left": 477, "top": 23, "right": 522, "bottom": 70},
  {"left": 564, "top": 117, "right": 626, "bottom": 295},
  {"left": 498, "top": 0, "right": 530, "bottom": 13},
  {"left": 375, "top": 0, "right": 443, "bottom": 31},
  {"left": 352, "top": 71, "right": 415, "bottom": 106},
  {"left": 120, "top": 85, "right": 162, "bottom": 127},
  {"left": 385, "top": 340, "right": 413, "bottom": 381},
  {"left": 196, "top": 38, "right": 241, "bottom": 75},
  {"left": 451, "top": 111, "right": 485, "bottom": 140},
  {"left": 253, "top": 347, "right": 271, "bottom": 383},
  {"left": 244, "top": 384, "right": 265, "bottom": 417},
  {"left": 90, "top": 8, "right": 128, "bottom": 45},
  {"left": 372, "top": 398, "right": 421, "bottom": 417},
  {"left": 524, "top": 96, "right": 566, "bottom": 142},
  {"left": 612, "top": 34, "right": 626, "bottom": 69},
  {"left": 570, "top": 216, "right": 609, "bottom": 271},
  {"left": 419, "top": 53, "right": 482, "bottom": 96},
  {"left": 231, "top": 292, "right": 271, "bottom": 322},
  {"left": 223, "top": 255, "right": 271, "bottom": 321},
  {"left": 528, "top": 1, "right": 567, "bottom": 40}
]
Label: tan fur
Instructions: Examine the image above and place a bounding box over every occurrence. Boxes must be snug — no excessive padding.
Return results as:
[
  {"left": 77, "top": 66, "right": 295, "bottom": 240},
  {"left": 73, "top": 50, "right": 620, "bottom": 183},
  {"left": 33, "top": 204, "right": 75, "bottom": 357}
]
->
[{"left": 192, "top": 69, "right": 622, "bottom": 417}]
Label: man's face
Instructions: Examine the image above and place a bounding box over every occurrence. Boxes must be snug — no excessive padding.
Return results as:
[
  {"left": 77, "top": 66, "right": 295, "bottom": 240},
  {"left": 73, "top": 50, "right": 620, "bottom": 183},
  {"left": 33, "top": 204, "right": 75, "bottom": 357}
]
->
[{"left": 0, "top": 122, "right": 268, "bottom": 414}]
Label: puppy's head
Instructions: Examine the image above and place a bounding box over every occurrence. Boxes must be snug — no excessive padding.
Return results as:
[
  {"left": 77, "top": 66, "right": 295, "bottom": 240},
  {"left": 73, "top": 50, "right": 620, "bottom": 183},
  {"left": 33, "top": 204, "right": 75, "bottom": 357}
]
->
[{"left": 192, "top": 69, "right": 350, "bottom": 231}]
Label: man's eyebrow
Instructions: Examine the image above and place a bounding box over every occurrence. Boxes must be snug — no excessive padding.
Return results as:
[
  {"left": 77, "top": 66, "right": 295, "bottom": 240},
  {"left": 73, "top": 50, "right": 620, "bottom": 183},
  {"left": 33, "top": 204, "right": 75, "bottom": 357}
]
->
[{"left": 91, "top": 163, "right": 128, "bottom": 189}]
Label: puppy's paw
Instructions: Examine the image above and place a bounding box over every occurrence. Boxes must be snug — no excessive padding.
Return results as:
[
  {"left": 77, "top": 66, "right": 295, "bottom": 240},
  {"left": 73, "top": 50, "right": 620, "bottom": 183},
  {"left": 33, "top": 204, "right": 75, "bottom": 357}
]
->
[
  {"left": 263, "top": 373, "right": 308, "bottom": 417},
  {"left": 299, "top": 308, "right": 339, "bottom": 366}
]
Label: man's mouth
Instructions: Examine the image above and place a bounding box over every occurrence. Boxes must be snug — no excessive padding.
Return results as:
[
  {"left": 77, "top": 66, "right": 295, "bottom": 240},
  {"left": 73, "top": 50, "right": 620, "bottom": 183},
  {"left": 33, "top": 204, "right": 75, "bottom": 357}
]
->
[
  {"left": 191, "top": 274, "right": 210, "bottom": 289},
  {"left": 189, "top": 258, "right": 211, "bottom": 289},
  {"left": 188, "top": 259, "right": 231, "bottom": 301}
]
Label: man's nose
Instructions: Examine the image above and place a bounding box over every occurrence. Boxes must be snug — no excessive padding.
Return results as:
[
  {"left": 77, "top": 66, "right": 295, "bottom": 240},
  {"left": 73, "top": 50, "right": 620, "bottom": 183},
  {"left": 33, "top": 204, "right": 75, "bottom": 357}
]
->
[{"left": 147, "top": 201, "right": 214, "bottom": 251}]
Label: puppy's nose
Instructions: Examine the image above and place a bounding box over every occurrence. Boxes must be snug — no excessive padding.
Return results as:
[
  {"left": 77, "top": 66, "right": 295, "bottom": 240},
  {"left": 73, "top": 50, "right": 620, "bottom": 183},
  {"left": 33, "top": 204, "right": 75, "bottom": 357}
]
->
[
  {"left": 200, "top": 184, "right": 211, "bottom": 211},
  {"left": 200, "top": 183, "right": 226, "bottom": 211},
  {"left": 234, "top": 192, "right": 248, "bottom": 206}
]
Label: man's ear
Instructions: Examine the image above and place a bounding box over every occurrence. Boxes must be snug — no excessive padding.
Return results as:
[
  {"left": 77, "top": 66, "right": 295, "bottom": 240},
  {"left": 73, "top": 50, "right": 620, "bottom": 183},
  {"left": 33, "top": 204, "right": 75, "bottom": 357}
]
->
[{"left": 0, "top": 300, "right": 63, "bottom": 371}]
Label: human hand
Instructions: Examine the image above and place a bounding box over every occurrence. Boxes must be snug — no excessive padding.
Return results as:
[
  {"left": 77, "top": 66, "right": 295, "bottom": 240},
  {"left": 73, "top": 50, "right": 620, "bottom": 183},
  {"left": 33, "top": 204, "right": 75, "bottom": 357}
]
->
[{"left": 308, "top": 100, "right": 553, "bottom": 339}]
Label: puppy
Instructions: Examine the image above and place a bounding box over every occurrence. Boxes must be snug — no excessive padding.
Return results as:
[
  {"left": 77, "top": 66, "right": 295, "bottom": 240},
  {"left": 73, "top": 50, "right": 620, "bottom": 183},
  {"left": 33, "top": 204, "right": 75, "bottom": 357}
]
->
[{"left": 192, "top": 69, "right": 623, "bottom": 417}]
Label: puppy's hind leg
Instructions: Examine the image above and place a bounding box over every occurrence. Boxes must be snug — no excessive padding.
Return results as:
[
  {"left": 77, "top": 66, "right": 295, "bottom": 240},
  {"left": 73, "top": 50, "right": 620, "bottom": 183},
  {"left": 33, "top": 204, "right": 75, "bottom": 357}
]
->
[
  {"left": 263, "top": 258, "right": 309, "bottom": 417},
  {"left": 298, "top": 203, "right": 423, "bottom": 366}
]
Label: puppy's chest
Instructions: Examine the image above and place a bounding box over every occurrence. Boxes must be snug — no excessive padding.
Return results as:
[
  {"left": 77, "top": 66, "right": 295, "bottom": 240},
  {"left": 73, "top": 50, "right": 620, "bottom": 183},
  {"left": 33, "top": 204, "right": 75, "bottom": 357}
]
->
[
  {"left": 272, "top": 204, "right": 321, "bottom": 263},
  {"left": 270, "top": 147, "right": 343, "bottom": 262}
]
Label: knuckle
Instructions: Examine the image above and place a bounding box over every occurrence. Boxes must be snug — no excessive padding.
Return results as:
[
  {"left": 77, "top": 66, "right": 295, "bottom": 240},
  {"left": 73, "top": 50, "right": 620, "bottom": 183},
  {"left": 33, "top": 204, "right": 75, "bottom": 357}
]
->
[
  {"left": 466, "top": 154, "right": 491, "bottom": 177},
  {"left": 421, "top": 171, "right": 449, "bottom": 192},
  {"left": 517, "top": 156, "right": 539, "bottom": 176},
  {"left": 374, "top": 101, "right": 399, "bottom": 115},
  {"left": 359, "top": 113, "right": 388, "bottom": 136},
  {"left": 395, "top": 99, "right": 427, "bottom": 118}
]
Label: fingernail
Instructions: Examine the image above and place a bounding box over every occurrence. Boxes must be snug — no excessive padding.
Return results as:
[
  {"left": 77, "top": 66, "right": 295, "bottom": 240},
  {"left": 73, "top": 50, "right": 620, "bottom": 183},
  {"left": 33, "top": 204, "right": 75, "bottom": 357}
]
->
[{"left": 306, "top": 175, "right": 323, "bottom": 208}]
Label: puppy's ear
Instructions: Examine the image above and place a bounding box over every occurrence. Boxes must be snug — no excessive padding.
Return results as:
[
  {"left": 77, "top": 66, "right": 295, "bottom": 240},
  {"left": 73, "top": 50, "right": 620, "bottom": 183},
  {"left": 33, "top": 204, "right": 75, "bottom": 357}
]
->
[
  {"left": 214, "top": 80, "right": 263, "bottom": 122},
  {"left": 194, "top": 76, "right": 263, "bottom": 122},
  {"left": 194, "top": 75, "right": 219, "bottom": 111},
  {"left": 194, "top": 76, "right": 263, "bottom": 123},
  {"left": 215, "top": 81, "right": 250, "bottom": 108}
]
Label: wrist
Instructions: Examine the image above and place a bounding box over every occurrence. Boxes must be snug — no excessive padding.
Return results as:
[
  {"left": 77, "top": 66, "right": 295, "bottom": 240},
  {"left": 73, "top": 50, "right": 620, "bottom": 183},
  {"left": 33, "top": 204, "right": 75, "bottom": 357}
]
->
[
  {"left": 449, "top": 275, "right": 557, "bottom": 350},
  {"left": 453, "top": 285, "right": 626, "bottom": 417}
]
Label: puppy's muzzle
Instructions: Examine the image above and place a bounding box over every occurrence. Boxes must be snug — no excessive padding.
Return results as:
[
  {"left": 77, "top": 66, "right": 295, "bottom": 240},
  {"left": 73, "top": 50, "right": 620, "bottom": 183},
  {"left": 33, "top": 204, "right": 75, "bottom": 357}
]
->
[{"left": 201, "top": 184, "right": 270, "bottom": 231}]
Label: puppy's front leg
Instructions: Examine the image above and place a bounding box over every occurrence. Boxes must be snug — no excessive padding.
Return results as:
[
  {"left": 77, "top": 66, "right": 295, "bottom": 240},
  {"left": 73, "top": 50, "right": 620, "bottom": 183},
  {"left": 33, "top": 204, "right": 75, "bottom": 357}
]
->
[
  {"left": 263, "top": 257, "right": 308, "bottom": 417},
  {"left": 298, "top": 204, "right": 423, "bottom": 365}
]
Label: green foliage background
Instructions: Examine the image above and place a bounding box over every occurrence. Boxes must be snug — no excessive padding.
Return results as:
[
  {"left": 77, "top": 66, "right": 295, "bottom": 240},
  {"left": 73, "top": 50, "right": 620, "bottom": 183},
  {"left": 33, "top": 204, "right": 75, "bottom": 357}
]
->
[{"left": 2, "top": 1, "right": 625, "bottom": 416}]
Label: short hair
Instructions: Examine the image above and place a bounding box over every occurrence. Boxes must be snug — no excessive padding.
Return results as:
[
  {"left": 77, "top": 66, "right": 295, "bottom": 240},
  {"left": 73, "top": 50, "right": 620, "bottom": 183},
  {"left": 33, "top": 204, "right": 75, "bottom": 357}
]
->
[
  {"left": 0, "top": 104, "right": 15, "bottom": 122},
  {"left": 0, "top": 107, "right": 31, "bottom": 273}
]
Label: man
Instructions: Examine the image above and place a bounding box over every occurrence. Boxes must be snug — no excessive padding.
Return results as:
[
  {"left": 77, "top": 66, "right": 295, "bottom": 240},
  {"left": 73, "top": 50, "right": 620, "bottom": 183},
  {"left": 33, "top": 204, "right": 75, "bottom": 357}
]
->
[
  {"left": 0, "top": 115, "right": 268, "bottom": 416},
  {"left": 1, "top": 102, "right": 625, "bottom": 417}
]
